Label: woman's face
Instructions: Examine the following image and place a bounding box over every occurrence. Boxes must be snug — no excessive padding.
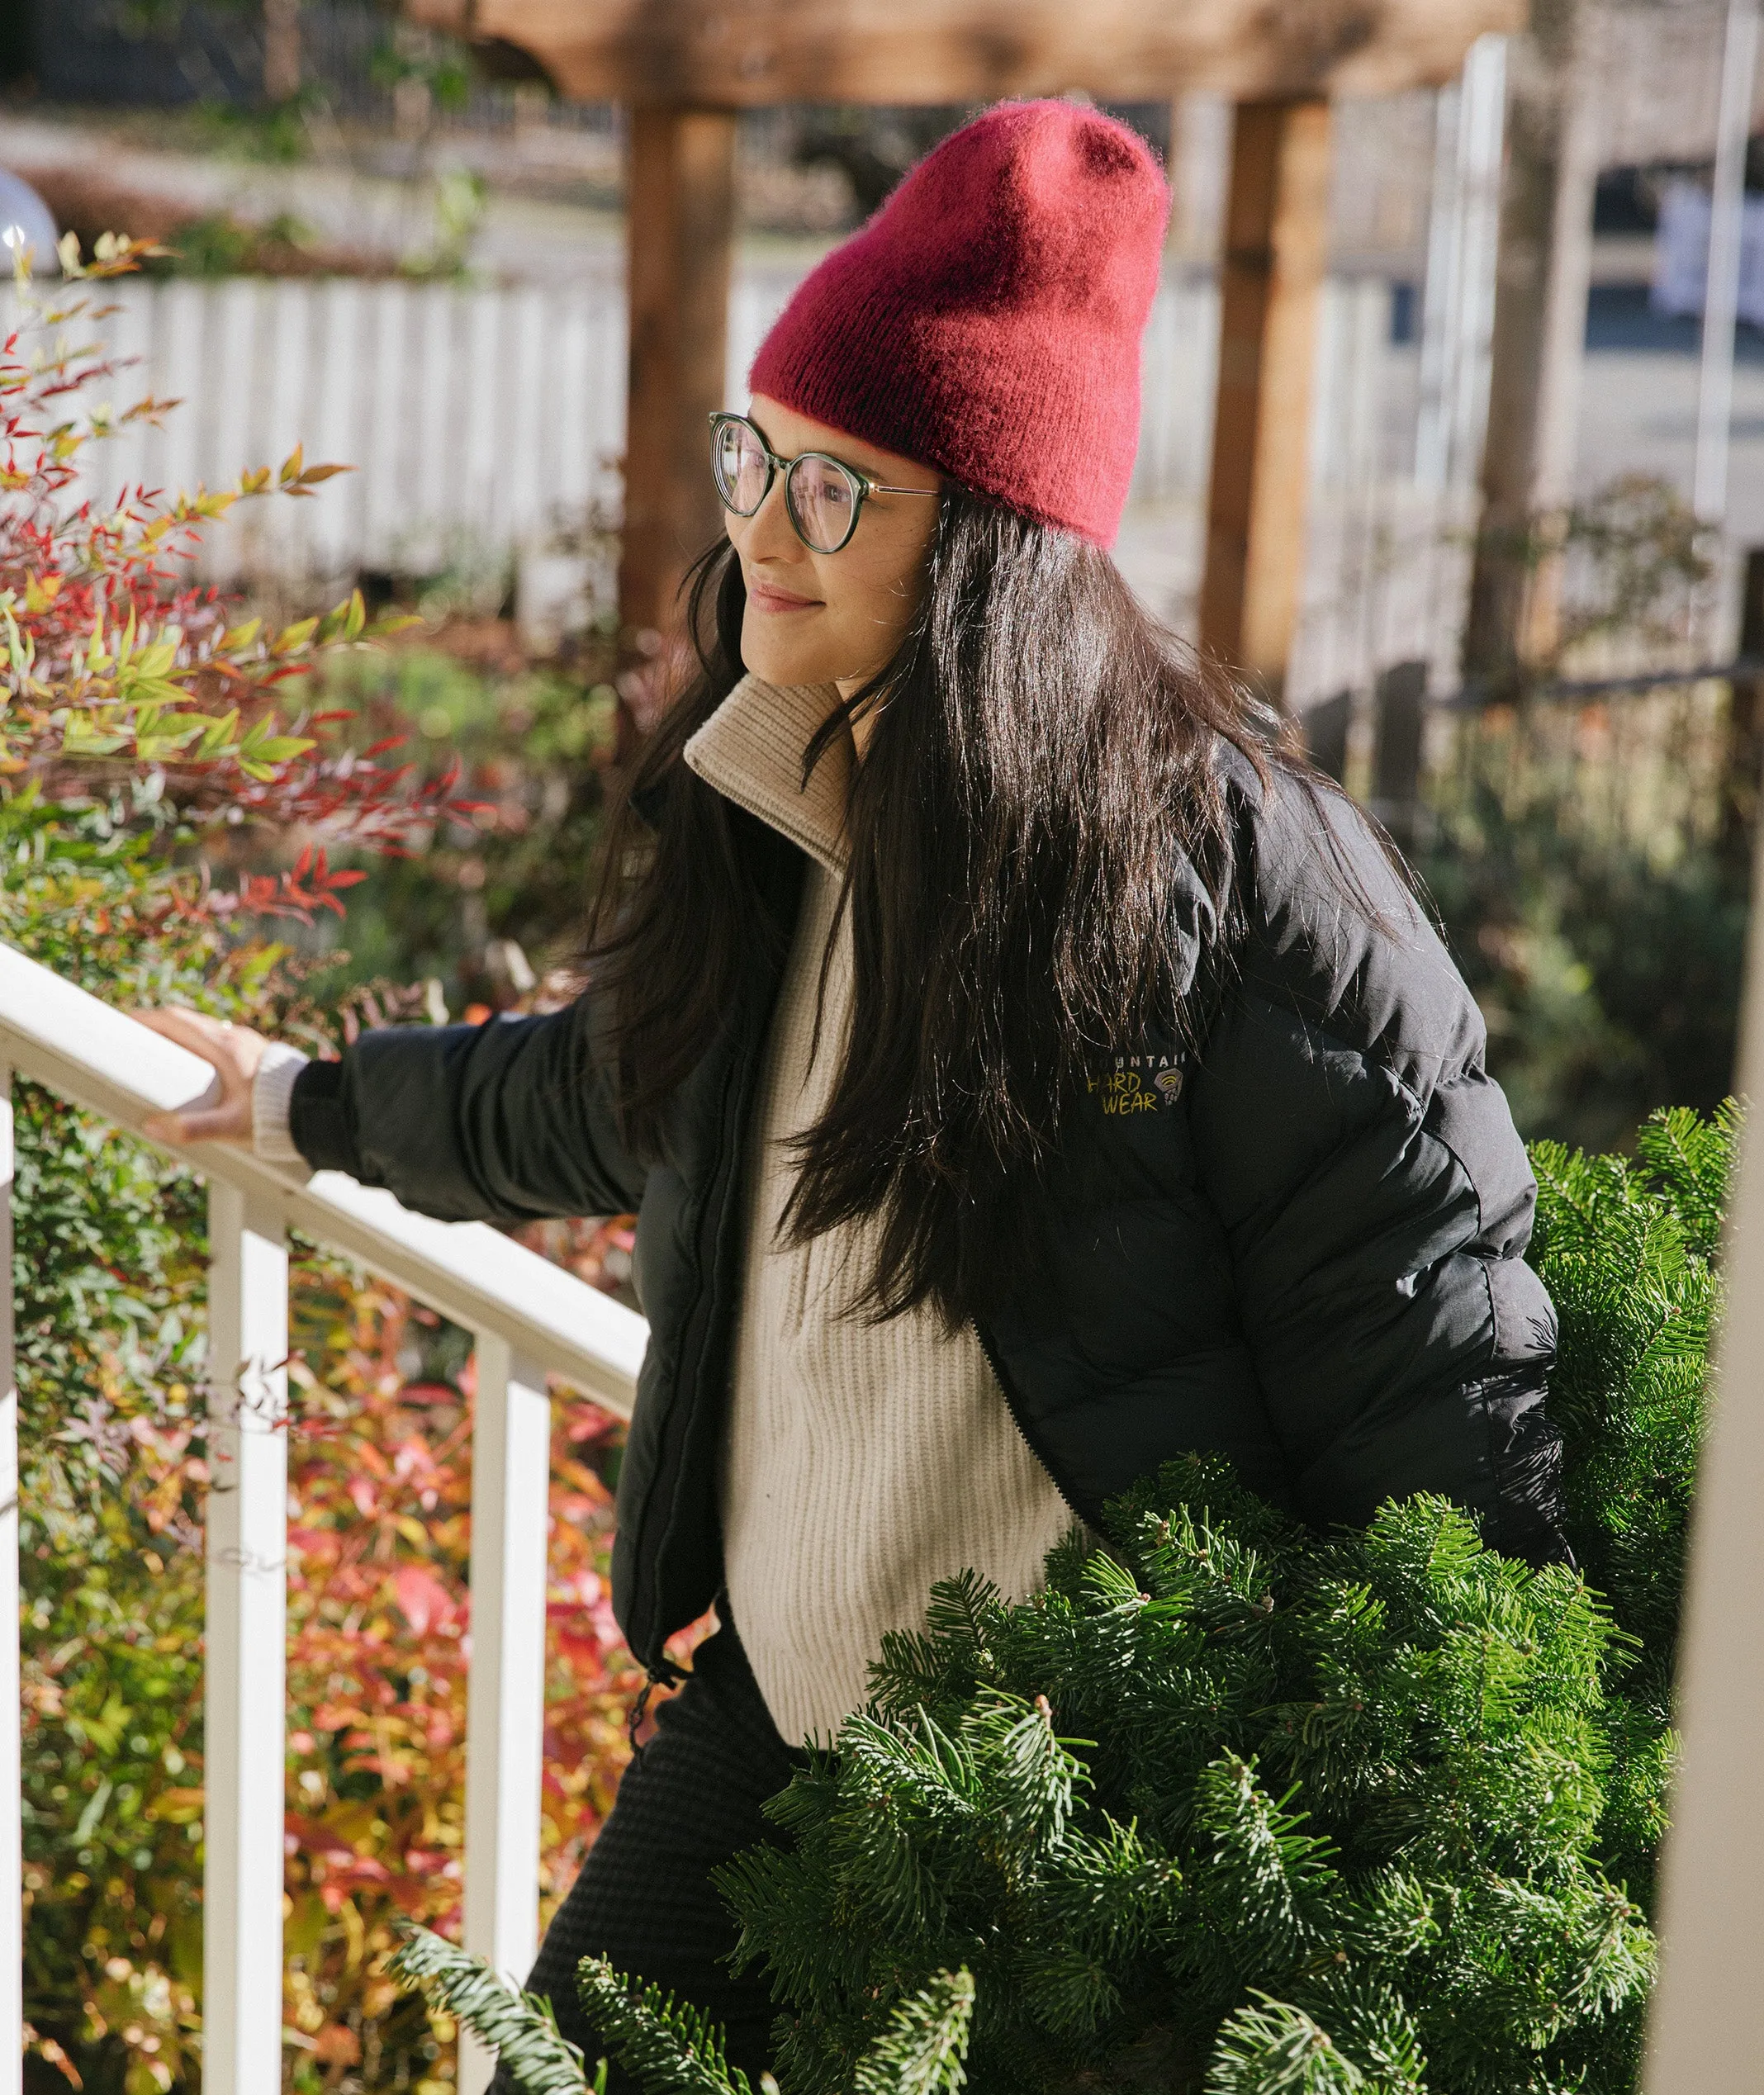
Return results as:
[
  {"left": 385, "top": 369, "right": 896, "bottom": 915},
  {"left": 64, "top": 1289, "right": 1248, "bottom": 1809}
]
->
[{"left": 724, "top": 393, "right": 942, "bottom": 699}]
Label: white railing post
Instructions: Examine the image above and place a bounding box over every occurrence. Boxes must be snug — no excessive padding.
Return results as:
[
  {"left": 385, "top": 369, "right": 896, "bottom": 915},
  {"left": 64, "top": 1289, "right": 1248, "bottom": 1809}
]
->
[
  {"left": 461, "top": 1334, "right": 551, "bottom": 2095},
  {"left": 203, "top": 1183, "right": 289, "bottom": 2095},
  {"left": 0, "top": 1068, "right": 20, "bottom": 2095},
  {"left": 0, "top": 945, "right": 651, "bottom": 2093}
]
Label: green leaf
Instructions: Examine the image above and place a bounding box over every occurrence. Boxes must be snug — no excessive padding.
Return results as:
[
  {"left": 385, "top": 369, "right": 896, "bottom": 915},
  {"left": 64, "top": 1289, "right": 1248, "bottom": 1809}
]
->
[{"left": 61, "top": 713, "right": 129, "bottom": 756}]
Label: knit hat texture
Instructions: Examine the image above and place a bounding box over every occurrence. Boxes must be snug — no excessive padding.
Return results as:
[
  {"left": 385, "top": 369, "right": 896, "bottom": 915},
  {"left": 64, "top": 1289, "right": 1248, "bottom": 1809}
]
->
[{"left": 747, "top": 99, "right": 1170, "bottom": 549}]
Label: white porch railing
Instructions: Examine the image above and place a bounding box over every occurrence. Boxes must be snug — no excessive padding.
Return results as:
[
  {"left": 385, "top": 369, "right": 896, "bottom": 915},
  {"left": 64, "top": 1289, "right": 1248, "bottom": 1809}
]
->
[{"left": 0, "top": 941, "right": 648, "bottom": 2095}]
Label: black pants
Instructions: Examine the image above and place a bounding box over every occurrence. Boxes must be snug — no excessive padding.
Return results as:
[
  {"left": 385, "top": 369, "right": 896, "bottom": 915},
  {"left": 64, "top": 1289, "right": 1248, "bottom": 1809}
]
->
[{"left": 493, "top": 1621, "right": 802, "bottom": 2095}]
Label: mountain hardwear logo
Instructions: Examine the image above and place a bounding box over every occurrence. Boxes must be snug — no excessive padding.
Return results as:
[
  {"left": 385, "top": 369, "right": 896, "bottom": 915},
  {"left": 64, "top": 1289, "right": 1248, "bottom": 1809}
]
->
[{"left": 1088, "top": 1052, "right": 1184, "bottom": 1116}]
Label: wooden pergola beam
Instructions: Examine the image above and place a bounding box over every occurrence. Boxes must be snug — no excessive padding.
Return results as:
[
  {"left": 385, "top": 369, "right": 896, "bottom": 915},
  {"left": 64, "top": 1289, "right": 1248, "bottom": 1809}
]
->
[{"left": 411, "top": 0, "right": 1522, "bottom": 103}]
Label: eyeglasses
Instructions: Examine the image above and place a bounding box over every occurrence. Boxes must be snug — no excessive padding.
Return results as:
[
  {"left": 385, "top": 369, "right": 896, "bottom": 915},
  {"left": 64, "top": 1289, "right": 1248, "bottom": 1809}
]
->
[{"left": 709, "top": 410, "right": 939, "bottom": 555}]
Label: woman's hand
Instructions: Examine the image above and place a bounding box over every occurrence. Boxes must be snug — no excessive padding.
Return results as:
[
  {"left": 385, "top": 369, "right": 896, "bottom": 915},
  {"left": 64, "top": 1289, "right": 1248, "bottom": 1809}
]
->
[{"left": 132, "top": 1008, "right": 271, "bottom": 1146}]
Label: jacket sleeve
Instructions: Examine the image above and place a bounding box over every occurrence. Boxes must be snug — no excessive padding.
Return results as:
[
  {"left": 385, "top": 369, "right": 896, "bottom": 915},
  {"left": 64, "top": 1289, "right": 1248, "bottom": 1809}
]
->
[
  {"left": 287, "top": 997, "right": 647, "bottom": 1225},
  {"left": 1190, "top": 784, "right": 1565, "bottom": 1566}
]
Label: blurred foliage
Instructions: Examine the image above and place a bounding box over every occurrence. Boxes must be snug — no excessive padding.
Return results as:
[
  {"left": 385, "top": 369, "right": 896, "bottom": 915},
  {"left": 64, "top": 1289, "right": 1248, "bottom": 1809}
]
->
[
  {"left": 138, "top": 209, "right": 391, "bottom": 282},
  {"left": 292, "top": 627, "right": 619, "bottom": 1015},
  {"left": 1419, "top": 472, "right": 1743, "bottom": 1155},
  {"left": 1464, "top": 472, "right": 1713, "bottom": 701},
  {"left": 396, "top": 168, "right": 489, "bottom": 282},
  {"left": 1418, "top": 687, "right": 1747, "bottom": 1156},
  {"left": 31, "top": 171, "right": 397, "bottom": 282},
  {"left": 369, "top": 23, "right": 475, "bottom": 117},
  {"left": 183, "top": 92, "right": 320, "bottom": 167},
  {"left": 0, "top": 243, "right": 471, "bottom": 914},
  {"left": 1551, "top": 476, "right": 1711, "bottom": 672},
  {"left": 277, "top": 1276, "right": 640, "bottom": 2095}
]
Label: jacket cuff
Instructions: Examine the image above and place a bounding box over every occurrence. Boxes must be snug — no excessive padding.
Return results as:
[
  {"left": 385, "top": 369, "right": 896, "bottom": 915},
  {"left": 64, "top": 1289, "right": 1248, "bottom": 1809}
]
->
[
  {"left": 287, "top": 1057, "right": 356, "bottom": 1173},
  {"left": 252, "top": 1043, "right": 311, "bottom": 1164}
]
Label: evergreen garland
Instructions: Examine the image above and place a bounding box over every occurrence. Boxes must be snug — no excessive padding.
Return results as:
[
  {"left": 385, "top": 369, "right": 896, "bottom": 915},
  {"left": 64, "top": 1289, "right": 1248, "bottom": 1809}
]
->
[
  {"left": 387, "top": 1926, "right": 595, "bottom": 2093},
  {"left": 711, "top": 1485, "right": 1657, "bottom": 2094},
  {"left": 572, "top": 1960, "right": 766, "bottom": 2095},
  {"left": 400, "top": 1107, "right": 1730, "bottom": 2094}
]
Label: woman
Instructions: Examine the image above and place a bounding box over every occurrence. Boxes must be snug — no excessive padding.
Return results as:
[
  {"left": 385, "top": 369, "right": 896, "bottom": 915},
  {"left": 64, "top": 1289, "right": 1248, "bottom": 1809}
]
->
[{"left": 139, "top": 100, "right": 1562, "bottom": 2088}]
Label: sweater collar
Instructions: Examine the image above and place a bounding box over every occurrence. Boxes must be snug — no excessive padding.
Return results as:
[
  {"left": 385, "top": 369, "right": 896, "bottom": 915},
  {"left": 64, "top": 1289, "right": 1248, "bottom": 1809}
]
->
[{"left": 683, "top": 671, "right": 852, "bottom": 875}]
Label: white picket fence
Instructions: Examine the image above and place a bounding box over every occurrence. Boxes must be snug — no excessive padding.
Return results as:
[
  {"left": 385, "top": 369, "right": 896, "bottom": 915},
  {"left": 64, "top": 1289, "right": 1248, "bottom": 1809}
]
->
[
  {"left": 45, "top": 273, "right": 628, "bottom": 584},
  {"left": 20, "top": 261, "right": 1419, "bottom": 590}
]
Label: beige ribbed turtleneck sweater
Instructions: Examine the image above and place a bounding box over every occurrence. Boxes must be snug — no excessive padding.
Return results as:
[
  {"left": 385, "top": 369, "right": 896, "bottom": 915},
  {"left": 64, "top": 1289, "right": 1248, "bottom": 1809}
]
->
[{"left": 683, "top": 674, "right": 1074, "bottom": 1746}]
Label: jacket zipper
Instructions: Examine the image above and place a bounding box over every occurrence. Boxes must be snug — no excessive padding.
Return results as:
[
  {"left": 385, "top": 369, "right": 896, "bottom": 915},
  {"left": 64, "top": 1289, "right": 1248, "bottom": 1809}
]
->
[{"left": 970, "top": 1316, "right": 1088, "bottom": 1524}]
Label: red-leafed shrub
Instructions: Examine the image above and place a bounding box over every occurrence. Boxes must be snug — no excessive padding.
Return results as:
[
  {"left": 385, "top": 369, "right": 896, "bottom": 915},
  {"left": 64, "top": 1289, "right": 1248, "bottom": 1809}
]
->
[
  {"left": 274, "top": 1268, "right": 653, "bottom": 2089},
  {"left": 0, "top": 237, "right": 476, "bottom": 922}
]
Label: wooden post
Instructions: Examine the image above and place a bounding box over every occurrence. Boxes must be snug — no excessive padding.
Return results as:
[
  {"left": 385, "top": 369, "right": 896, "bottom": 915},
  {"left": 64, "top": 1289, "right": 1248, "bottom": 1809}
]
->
[
  {"left": 263, "top": 0, "right": 302, "bottom": 103},
  {"left": 1646, "top": 732, "right": 1764, "bottom": 2088},
  {"left": 1197, "top": 97, "right": 1332, "bottom": 706},
  {"left": 1461, "top": 0, "right": 1600, "bottom": 686},
  {"left": 618, "top": 105, "right": 737, "bottom": 642},
  {"left": 1719, "top": 548, "right": 1764, "bottom": 871}
]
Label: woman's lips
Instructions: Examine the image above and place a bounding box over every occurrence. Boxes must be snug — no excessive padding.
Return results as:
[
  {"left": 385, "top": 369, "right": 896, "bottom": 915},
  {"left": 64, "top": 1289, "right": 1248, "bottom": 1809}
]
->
[{"left": 748, "top": 579, "right": 823, "bottom": 614}]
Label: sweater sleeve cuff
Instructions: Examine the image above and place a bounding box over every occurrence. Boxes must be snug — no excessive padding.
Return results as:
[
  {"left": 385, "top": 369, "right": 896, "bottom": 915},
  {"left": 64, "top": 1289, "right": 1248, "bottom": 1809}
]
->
[{"left": 251, "top": 1043, "right": 311, "bottom": 1164}]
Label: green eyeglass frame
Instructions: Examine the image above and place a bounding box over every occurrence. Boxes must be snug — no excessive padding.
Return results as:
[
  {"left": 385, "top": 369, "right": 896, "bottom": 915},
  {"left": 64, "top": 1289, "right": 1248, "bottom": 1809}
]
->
[{"left": 708, "top": 410, "right": 939, "bottom": 554}]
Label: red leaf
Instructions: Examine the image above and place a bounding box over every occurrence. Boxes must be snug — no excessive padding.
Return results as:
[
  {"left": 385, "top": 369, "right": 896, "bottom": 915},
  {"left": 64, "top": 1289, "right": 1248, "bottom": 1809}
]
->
[{"left": 391, "top": 1565, "right": 456, "bottom": 1638}]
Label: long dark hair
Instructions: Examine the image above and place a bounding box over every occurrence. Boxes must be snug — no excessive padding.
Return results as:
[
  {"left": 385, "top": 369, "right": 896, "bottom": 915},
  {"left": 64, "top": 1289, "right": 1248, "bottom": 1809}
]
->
[{"left": 586, "top": 487, "right": 1308, "bottom": 1328}]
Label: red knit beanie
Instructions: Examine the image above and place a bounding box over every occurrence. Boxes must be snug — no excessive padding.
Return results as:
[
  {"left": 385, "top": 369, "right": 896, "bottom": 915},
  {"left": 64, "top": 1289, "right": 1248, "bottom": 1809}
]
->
[{"left": 748, "top": 100, "right": 1170, "bottom": 550}]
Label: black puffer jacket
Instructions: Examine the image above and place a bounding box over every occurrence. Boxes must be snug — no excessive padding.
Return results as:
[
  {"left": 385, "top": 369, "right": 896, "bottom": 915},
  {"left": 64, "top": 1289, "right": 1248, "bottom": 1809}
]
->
[{"left": 289, "top": 760, "right": 1562, "bottom": 1680}]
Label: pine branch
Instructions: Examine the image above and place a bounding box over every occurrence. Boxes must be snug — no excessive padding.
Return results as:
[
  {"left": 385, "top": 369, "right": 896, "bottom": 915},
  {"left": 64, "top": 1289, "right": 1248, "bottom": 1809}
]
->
[
  {"left": 1189, "top": 1756, "right": 1341, "bottom": 1971},
  {"left": 387, "top": 1927, "right": 590, "bottom": 2095},
  {"left": 574, "top": 1954, "right": 759, "bottom": 2095},
  {"left": 1204, "top": 1995, "right": 1369, "bottom": 2093},
  {"left": 1634, "top": 1101, "right": 1737, "bottom": 1256},
  {"left": 1290, "top": 1974, "right": 1426, "bottom": 2093},
  {"left": 851, "top": 1969, "right": 975, "bottom": 2095}
]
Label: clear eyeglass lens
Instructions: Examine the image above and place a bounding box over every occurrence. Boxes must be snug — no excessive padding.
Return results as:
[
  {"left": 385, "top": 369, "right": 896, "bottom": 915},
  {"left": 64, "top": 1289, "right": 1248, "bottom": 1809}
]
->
[
  {"left": 714, "top": 420, "right": 771, "bottom": 514},
  {"left": 788, "top": 456, "right": 859, "bottom": 552}
]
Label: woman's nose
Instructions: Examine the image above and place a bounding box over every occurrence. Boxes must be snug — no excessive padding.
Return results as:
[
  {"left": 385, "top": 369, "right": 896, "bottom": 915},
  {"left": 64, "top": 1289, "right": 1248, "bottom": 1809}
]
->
[{"left": 742, "top": 468, "right": 802, "bottom": 562}]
